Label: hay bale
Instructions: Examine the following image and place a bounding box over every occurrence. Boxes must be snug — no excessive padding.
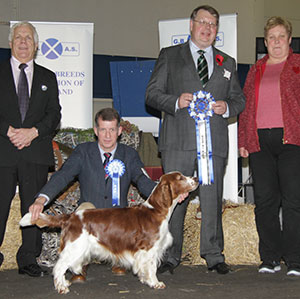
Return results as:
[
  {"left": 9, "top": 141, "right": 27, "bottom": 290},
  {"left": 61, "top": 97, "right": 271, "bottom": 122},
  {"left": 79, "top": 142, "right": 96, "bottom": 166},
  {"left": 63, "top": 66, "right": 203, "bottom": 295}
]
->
[
  {"left": 1, "top": 197, "right": 260, "bottom": 270},
  {"left": 182, "top": 202, "right": 260, "bottom": 265},
  {"left": 182, "top": 202, "right": 203, "bottom": 265},
  {"left": 0, "top": 195, "right": 22, "bottom": 270},
  {"left": 222, "top": 204, "right": 260, "bottom": 265}
]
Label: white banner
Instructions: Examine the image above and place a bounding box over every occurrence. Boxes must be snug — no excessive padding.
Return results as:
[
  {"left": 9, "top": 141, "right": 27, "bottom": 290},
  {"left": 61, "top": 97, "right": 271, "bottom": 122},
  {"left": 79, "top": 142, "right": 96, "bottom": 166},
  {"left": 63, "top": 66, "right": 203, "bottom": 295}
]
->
[
  {"left": 11, "top": 21, "right": 94, "bottom": 129},
  {"left": 158, "top": 14, "right": 239, "bottom": 203}
]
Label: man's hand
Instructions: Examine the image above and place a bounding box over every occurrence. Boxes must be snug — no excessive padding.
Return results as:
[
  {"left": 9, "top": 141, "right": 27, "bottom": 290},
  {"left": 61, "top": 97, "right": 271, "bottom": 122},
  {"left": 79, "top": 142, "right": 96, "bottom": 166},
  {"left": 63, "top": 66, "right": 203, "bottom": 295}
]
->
[
  {"left": 178, "top": 192, "right": 189, "bottom": 203},
  {"left": 29, "top": 197, "right": 47, "bottom": 222},
  {"left": 239, "top": 147, "right": 249, "bottom": 158},
  {"left": 178, "top": 93, "right": 193, "bottom": 109},
  {"left": 8, "top": 127, "right": 38, "bottom": 150},
  {"left": 7, "top": 125, "right": 16, "bottom": 138},
  {"left": 212, "top": 100, "right": 227, "bottom": 115}
]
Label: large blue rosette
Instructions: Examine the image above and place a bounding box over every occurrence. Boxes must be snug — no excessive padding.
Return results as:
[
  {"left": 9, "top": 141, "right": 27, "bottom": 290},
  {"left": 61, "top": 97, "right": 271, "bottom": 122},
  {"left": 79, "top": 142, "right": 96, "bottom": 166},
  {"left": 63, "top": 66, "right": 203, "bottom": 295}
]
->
[
  {"left": 188, "top": 90, "right": 215, "bottom": 185},
  {"left": 105, "top": 159, "right": 125, "bottom": 206}
]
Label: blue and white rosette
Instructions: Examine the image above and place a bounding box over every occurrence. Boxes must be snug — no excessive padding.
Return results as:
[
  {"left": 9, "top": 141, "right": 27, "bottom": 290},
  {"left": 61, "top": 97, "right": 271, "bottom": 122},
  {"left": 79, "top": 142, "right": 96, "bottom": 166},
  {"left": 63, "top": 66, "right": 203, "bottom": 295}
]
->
[
  {"left": 105, "top": 159, "right": 125, "bottom": 206},
  {"left": 188, "top": 90, "right": 215, "bottom": 185}
]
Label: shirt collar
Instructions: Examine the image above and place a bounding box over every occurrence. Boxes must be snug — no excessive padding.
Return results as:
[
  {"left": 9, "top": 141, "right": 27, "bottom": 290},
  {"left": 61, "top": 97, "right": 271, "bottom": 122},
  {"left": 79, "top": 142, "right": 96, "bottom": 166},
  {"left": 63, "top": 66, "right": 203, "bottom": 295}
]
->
[
  {"left": 11, "top": 56, "right": 34, "bottom": 72},
  {"left": 98, "top": 143, "right": 118, "bottom": 161},
  {"left": 189, "top": 40, "right": 213, "bottom": 56}
]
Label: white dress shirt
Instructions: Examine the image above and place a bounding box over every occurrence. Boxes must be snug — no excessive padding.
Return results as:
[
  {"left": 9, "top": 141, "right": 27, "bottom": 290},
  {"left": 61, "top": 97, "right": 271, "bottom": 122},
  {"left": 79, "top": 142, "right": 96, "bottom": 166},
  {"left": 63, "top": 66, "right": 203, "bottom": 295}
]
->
[{"left": 10, "top": 56, "right": 34, "bottom": 96}]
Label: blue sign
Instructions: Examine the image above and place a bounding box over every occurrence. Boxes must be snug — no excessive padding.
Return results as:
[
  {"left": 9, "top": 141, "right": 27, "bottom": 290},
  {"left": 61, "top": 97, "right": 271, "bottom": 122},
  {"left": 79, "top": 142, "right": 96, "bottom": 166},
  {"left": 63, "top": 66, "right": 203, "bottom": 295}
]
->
[
  {"left": 39, "top": 38, "right": 80, "bottom": 59},
  {"left": 41, "top": 38, "right": 63, "bottom": 59}
]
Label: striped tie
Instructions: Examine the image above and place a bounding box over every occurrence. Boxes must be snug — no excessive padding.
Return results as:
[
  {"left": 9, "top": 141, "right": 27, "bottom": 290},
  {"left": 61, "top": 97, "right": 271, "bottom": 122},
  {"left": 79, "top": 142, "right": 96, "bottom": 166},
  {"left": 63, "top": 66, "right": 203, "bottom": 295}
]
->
[
  {"left": 197, "top": 50, "right": 208, "bottom": 87},
  {"left": 103, "top": 152, "right": 112, "bottom": 179}
]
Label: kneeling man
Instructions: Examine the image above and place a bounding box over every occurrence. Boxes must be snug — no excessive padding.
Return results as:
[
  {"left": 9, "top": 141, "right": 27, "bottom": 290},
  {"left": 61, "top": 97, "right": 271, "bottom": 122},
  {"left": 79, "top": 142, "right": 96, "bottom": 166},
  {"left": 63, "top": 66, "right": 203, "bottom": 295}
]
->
[{"left": 29, "top": 108, "right": 157, "bottom": 281}]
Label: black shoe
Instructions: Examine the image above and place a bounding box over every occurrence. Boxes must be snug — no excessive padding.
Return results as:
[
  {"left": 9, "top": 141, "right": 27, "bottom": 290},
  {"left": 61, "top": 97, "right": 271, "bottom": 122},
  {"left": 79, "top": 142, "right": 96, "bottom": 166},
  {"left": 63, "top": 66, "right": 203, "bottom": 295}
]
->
[
  {"left": 0, "top": 252, "right": 3, "bottom": 267},
  {"left": 157, "top": 262, "right": 175, "bottom": 274},
  {"left": 208, "top": 262, "right": 231, "bottom": 274},
  {"left": 19, "top": 264, "right": 49, "bottom": 277}
]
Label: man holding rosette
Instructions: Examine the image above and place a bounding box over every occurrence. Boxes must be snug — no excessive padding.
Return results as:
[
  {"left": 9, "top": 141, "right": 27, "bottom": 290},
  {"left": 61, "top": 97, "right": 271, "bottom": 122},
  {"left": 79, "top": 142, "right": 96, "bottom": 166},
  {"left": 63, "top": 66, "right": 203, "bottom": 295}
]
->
[{"left": 146, "top": 5, "right": 245, "bottom": 274}]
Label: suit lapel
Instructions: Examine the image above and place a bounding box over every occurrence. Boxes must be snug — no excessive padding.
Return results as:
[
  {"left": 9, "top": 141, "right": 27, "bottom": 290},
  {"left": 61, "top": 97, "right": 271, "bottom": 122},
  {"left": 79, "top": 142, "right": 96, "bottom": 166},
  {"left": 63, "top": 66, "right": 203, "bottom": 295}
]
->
[
  {"left": 92, "top": 142, "right": 105, "bottom": 177},
  {"left": 2, "top": 60, "right": 23, "bottom": 122},
  {"left": 179, "top": 45, "right": 226, "bottom": 90},
  {"left": 29, "top": 63, "right": 41, "bottom": 107},
  {"left": 206, "top": 47, "right": 223, "bottom": 86},
  {"left": 5, "top": 60, "right": 19, "bottom": 106},
  {"left": 113, "top": 143, "right": 124, "bottom": 161},
  {"left": 179, "top": 42, "right": 200, "bottom": 82}
]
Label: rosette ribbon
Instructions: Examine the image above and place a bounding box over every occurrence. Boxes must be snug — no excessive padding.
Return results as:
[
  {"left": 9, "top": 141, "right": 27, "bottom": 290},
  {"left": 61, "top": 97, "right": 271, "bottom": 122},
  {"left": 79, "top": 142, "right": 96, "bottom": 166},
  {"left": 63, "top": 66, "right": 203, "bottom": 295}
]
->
[
  {"left": 188, "top": 90, "right": 215, "bottom": 185},
  {"left": 105, "top": 159, "right": 125, "bottom": 206}
]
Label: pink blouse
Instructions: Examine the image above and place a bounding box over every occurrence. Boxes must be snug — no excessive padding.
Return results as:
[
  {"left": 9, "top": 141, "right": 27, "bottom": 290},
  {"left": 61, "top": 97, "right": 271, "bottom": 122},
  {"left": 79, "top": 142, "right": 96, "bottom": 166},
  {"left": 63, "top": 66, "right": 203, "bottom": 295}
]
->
[{"left": 256, "top": 61, "right": 285, "bottom": 129}]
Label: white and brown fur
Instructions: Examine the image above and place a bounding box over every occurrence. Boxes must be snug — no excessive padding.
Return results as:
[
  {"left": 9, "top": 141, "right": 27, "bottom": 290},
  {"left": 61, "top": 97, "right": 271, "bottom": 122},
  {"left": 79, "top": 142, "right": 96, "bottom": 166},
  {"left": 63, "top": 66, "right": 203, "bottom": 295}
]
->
[{"left": 20, "top": 171, "right": 198, "bottom": 294}]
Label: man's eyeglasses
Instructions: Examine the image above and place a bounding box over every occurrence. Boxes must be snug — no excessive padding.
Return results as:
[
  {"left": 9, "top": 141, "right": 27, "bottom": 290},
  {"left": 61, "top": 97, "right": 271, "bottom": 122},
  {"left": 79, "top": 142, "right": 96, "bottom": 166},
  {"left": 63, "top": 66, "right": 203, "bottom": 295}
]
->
[{"left": 193, "top": 19, "right": 217, "bottom": 29}]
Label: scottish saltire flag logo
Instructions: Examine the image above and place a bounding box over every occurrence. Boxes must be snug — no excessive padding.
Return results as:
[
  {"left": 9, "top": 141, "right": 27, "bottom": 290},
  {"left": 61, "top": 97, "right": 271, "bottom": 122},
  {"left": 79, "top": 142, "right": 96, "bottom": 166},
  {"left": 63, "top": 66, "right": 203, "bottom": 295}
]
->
[{"left": 39, "top": 38, "right": 80, "bottom": 59}]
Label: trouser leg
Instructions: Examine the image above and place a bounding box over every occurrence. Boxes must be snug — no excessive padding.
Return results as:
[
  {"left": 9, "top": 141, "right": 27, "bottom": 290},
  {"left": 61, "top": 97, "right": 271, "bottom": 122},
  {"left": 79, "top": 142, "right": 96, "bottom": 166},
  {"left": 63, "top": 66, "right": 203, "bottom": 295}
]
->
[
  {"left": 16, "top": 159, "right": 49, "bottom": 268},
  {"left": 161, "top": 150, "right": 196, "bottom": 266},
  {"left": 199, "top": 156, "right": 226, "bottom": 267},
  {"left": 278, "top": 144, "right": 300, "bottom": 265},
  {"left": 0, "top": 166, "right": 18, "bottom": 247},
  {"left": 250, "top": 129, "right": 283, "bottom": 262}
]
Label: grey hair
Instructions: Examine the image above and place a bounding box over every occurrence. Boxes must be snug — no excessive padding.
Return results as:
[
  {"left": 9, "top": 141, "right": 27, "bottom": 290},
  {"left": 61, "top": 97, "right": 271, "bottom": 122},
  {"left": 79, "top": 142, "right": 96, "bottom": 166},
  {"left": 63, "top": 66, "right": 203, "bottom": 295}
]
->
[{"left": 9, "top": 21, "right": 39, "bottom": 44}]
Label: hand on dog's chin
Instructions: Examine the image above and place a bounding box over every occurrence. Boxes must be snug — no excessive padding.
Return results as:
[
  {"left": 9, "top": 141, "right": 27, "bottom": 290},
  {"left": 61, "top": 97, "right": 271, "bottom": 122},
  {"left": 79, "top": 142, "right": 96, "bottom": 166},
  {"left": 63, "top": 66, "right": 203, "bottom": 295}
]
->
[{"left": 178, "top": 192, "right": 189, "bottom": 203}]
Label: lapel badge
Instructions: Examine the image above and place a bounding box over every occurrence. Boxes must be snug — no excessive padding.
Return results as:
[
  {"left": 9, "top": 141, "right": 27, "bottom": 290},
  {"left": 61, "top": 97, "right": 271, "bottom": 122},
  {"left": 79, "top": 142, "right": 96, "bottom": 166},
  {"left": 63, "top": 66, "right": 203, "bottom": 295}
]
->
[
  {"left": 223, "top": 69, "right": 231, "bottom": 80},
  {"left": 41, "top": 85, "right": 48, "bottom": 91}
]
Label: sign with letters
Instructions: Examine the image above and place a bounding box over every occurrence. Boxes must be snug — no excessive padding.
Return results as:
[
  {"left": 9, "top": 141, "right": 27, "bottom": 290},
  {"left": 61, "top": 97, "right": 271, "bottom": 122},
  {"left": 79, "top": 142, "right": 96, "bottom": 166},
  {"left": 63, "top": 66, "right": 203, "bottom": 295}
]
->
[{"left": 11, "top": 21, "right": 94, "bottom": 129}]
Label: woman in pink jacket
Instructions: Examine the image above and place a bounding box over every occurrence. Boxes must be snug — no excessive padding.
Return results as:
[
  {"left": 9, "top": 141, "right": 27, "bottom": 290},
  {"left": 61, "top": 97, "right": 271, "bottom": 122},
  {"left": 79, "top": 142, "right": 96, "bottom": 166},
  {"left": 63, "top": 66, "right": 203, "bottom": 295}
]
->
[{"left": 238, "top": 16, "right": 300, "bottom": 276}]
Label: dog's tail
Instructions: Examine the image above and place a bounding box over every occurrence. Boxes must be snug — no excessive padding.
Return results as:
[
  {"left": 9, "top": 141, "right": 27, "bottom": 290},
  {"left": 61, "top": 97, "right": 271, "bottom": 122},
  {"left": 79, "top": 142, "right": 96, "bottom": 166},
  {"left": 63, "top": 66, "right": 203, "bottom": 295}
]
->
[{"left": 20, "top": 212, "right": 71, "bottom": 229}]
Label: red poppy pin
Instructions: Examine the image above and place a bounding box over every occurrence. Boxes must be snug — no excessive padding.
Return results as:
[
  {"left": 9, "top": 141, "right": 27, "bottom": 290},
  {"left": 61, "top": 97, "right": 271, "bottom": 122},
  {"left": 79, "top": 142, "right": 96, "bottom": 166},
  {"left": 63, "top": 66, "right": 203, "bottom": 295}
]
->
[
  {"left": 293, "top": 66, "right": 300, "bottom": 74},
  {"left": 216, "top": 54, "right": 227, "bottom": 66}
]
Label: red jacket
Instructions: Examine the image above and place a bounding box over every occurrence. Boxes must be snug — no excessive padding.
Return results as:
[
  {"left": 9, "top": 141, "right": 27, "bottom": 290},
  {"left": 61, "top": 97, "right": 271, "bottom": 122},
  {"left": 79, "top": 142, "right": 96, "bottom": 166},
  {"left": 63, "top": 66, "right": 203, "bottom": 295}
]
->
[{"left": 238, "top": 49, "right": 300, "bottom": 153}]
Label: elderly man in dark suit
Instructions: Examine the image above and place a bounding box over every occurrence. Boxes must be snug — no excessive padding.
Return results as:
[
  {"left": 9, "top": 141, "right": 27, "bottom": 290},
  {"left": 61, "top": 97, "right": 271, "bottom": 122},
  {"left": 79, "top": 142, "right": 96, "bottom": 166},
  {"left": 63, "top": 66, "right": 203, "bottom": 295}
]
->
[
  {"left": 146, "top": 5, "right": 245, "bottom": 274},
  {"left": 0, "top": 21, "right": 61, "bottom": 275},
  {"left": 29, "top": 107, "right": 157, "bottom": 281}
]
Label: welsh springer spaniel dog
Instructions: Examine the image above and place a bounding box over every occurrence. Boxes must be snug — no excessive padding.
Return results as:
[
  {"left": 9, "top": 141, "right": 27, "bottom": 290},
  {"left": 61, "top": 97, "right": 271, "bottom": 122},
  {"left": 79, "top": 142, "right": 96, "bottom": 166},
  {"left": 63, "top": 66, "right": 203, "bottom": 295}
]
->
[{"left": 20, "top": 171, "right": 198, "bottom": 294}]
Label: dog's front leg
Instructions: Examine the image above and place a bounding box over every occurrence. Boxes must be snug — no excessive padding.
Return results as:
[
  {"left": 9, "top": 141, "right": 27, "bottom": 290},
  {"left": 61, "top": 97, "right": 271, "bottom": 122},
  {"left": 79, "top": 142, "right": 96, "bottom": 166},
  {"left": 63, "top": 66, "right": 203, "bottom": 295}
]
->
[
  {"left": 148, "top": 264, "right": 166, "bottom": 289},
  {"left": 135, "top": 258, "right": 166, "bottom": 289},
  {"left": 53, "top": 256, "right": 71, "bottom": 294}
]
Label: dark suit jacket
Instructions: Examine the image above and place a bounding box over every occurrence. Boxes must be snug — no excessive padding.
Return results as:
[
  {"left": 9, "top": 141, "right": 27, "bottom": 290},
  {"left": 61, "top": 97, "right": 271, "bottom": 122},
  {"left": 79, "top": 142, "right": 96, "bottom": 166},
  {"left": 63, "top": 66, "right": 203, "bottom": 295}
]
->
[
  {"left": 39, "top": 142, "right": 157, "bottom": 208},
  {"left": 146, "top": 42, "right": 245, "bottom": 158},
  {"left": 0, "top": 59, "right": 61, "bottom": 167}
]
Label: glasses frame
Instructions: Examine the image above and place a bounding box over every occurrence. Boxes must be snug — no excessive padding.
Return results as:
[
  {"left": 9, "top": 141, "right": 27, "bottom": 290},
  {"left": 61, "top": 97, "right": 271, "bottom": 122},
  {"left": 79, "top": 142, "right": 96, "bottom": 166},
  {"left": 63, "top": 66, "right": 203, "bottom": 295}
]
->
[{"left": 193, "top": 19, "right": 217, "bottom": 29}]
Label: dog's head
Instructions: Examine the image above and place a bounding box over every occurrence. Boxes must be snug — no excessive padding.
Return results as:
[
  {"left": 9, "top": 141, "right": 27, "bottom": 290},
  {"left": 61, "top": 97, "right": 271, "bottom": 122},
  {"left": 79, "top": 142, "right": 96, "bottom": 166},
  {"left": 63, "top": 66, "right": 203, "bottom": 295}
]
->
[{"left": 148, "top": 171, "right": 198, "bottom": 211}]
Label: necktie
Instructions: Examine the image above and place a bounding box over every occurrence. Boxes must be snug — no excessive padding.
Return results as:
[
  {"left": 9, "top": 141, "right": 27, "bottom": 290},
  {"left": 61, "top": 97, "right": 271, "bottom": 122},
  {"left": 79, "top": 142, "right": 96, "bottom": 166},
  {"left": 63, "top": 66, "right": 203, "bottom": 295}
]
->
[
  {"left": 18, "top": 63, "right": 29, "bottom": 122},
  {"left": 197, "top": 50, "right": 209, "bottom": 87},
  {"left": 103, "top": 152, "right": 112, "bottom": 179}
]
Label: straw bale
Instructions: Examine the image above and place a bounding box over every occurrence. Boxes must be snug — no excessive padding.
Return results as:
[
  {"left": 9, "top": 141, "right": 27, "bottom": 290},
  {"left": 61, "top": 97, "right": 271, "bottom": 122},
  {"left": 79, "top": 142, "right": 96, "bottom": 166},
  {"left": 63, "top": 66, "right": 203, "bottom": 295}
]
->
[
  {"left": 222, "top": 203, "right": 260, "bottom": 265},
  {"left": 182, "top": 201, "right": 260, "bottom": 265},
  {"left": 0, "top": 195, "right": 22, "bottom": 270},
  {"left": 1, "top": 197, "right": 260, "bottom": 270}
]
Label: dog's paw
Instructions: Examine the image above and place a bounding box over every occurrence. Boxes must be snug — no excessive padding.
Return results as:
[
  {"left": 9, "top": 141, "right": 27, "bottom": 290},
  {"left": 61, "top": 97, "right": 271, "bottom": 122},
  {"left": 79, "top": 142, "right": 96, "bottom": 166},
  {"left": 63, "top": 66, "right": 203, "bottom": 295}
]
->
[
  {"left": 54, "top": 278, "right": 71, "bottom": 294},
  {"left": 58, "top": 286, "right": 70, "bottom": 294},
  {"left": 154, "top": 281, "right": 166, "bottom": 289},
  {"left": 56, "top": 283, "right": 70, "bottom": 294}
]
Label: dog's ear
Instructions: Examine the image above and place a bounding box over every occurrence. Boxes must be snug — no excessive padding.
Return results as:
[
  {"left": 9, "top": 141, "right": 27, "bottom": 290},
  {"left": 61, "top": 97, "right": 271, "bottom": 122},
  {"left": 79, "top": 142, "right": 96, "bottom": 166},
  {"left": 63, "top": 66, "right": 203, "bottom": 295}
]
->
[
  {"left": 160, "top": 183, "right": 174, "bottom": 209},
  {"left": 148, "top": 179, "right": 173, "bottom": 210}
]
